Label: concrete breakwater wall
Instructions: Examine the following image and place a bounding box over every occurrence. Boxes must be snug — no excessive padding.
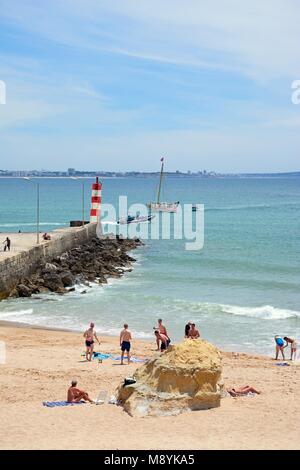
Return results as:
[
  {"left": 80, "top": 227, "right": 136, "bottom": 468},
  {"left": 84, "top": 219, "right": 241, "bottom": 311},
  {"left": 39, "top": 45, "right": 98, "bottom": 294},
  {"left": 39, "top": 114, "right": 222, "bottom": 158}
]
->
[{"left": 0, "top": 224, "right": 97, "bottom": 300}]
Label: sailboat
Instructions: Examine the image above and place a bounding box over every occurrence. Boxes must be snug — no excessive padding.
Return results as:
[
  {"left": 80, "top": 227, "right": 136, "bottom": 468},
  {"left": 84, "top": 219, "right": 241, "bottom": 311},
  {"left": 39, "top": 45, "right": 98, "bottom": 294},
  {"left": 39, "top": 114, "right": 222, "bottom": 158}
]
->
[{"left": 147, "top": 157, "right": 179, "bottom": 213}]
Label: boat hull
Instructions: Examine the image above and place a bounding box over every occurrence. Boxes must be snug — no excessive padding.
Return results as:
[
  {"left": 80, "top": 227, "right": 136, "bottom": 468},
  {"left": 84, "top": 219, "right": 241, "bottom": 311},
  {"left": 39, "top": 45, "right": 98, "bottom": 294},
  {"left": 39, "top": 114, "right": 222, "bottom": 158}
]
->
[{"left": 148, "top": 202, "right": 179, "bottom": 213}]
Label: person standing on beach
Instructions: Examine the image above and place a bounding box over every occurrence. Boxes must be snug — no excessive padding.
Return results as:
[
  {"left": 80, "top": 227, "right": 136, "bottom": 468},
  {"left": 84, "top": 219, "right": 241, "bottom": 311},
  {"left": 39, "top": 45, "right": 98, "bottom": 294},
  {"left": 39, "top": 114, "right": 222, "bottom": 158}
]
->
[
  {"left": 120, "top": 324, "right": 132, "bottom": 365},
  {"left": 274, "top": 335, "right": 285, "bottom": 360},
  {"left": 83, "top": 322, "right": 100, "bottom": 361},
  {"left": 154, "top": 319, "right": 169, "bottom": 351},
  {"left": 283, "top": 336, "right": 297, "bottom": 360},
  {"left": 3, "top": 237, "right": 11, "bottom": 252},
  {"left": 188, "top": 323, "right": 200, "bottom": 339}
]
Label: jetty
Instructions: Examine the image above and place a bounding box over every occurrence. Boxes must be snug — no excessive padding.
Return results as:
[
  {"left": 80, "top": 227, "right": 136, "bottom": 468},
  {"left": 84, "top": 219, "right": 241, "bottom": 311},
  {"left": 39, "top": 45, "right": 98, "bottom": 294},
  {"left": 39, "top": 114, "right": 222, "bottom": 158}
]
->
[{"left": 0, "top": 224, "right": 97, "bottom": 299}]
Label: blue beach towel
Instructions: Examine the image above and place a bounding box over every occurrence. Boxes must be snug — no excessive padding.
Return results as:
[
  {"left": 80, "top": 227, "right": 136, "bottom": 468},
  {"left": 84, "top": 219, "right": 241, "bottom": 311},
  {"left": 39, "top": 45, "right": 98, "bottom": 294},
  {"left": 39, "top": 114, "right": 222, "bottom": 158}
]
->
[
  {"left": 275, "top": 362, "right": 290, "bottom": 367},
  {"left": 93, "top": 352, "right": 112, "bottom": 360},
  {"left": 43, "top": 401, "right": 85, "bottom": 408}
]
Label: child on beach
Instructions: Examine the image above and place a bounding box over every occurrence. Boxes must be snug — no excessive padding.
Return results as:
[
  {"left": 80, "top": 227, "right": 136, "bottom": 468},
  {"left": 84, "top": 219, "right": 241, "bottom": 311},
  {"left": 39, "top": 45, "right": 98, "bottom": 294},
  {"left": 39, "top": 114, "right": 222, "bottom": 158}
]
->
[
  {"left": 120, "top": 324, "right": 132, "bottom": 365},
  {"left": 283, "top": 337, "right": 297, "bottom": 360},
  {"left": 83, "top": 322, "right": 100, "bottom": 361}
]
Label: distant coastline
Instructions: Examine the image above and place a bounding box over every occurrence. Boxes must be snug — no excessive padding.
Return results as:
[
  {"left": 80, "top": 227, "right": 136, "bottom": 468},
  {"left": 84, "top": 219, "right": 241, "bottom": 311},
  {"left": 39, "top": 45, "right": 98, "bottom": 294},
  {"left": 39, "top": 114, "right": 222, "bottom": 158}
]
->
[{"left": 0, "top": 170, "right": 299, "bottom": 178}]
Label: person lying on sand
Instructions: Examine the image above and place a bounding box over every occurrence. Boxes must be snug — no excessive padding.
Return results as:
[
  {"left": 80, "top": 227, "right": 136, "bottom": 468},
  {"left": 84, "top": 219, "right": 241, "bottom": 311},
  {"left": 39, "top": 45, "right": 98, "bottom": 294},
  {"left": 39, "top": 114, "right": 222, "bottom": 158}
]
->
[
  {"left": 188, "top": 323, "right": 200, "bottom": 339},
  {"left": 67, "top": 380, "right": 94, "bottom": 403},
  {"left": 283, "top": 336, "right": 297, "bottom": 361},
  {"left": 120, "top": 323, "right": 132, "bottom": 365},
  {"left": 227, "top": 385, "right": 261, "bottom": 397},
  {"left": 154, "top": 330, "right": 170, "bottom": 352},
  {"left": 274, "top": 335, "right": 285, "bottom": 360},
  {"left": 83, "top": 322, "right": 100, "bottom": 361}
]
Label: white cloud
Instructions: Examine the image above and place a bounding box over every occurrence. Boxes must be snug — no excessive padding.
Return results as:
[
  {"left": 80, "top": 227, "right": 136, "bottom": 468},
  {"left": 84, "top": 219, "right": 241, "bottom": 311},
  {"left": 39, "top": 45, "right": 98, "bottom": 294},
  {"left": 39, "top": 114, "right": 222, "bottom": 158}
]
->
[{"left": 1, "top": 0, "right": 300, "bottom": 78}]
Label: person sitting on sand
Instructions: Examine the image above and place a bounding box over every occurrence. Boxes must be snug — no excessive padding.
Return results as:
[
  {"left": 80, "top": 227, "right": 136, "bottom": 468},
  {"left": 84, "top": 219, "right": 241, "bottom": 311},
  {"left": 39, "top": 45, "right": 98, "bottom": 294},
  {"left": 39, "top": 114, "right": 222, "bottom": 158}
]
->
[
  {"left": 120, "top": 323, "right": 132, "bottom": 365},
  {"left": 67, "top": 380, "right": 94, "bottom": 403},
  {"left": 43, "top": 233, "right": 51, "bottom": 241},
  {"left": 283, "top": 336, "right": 297, "bottom": 361},
  {"left": 227, "top": 385, "right": 261, "bottom": 397},
  {"left": 153, "top": 319, "right": 169, "bottom": 351},
  {"left": 185, "top": 321, "right": 193, "bottom": 338},
  {"left": 274, "top": 335, "right": 285, "bottom": 360},
  {"left": 154, "top": 330, "right": 170, "bottom": 352},
  {"left": 188, "top": 323, "right": 200, "bottom": 339},
  {"left": 83, "top": 322, "right": 100, "bottom": 361}
]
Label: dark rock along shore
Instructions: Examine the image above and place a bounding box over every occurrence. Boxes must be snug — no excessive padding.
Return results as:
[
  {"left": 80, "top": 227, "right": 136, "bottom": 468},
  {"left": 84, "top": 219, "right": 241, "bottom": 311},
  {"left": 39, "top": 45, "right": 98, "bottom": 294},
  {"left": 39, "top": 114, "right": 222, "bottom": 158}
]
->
[{"left": 10, "top": 237, "right": 142, "bottom": 298}]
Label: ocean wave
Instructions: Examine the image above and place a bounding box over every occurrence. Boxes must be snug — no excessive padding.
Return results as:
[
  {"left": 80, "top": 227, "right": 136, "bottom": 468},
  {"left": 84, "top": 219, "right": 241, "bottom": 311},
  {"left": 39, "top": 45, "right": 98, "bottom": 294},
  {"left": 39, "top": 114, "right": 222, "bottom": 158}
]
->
[
  {"left": 107, "top": 294, "right": 300, "bottom": 321},
  {"left": 0, "top": 308, "right": 33, "bottom": 319},
  {"left": 206, "top": 202, "right": 300, "bottom": 212},
  {"left": 220, "top": 304, "right": 300, "bottom": 320}
]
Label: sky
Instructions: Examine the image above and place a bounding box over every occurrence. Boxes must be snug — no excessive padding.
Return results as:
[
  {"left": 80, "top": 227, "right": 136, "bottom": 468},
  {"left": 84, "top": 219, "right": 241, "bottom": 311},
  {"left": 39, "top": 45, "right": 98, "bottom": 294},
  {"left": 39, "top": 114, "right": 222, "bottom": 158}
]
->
[{"left": 0, "top": 0, "right": 300, "bottom": 173}]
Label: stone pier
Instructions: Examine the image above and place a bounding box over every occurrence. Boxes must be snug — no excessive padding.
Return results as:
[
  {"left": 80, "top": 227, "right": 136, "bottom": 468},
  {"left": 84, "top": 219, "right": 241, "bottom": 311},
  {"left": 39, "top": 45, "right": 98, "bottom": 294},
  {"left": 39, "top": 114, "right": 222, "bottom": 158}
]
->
[{"left": 0, "top": 224, "right": 97, "bottom": 299}]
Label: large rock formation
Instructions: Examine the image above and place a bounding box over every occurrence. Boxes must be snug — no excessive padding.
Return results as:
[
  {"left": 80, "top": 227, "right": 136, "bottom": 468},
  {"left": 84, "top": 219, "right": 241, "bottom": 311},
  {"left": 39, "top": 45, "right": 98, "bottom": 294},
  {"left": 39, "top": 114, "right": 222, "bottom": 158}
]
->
[{"left": 117, "top": 339, "right": 223, "bottom": 417}]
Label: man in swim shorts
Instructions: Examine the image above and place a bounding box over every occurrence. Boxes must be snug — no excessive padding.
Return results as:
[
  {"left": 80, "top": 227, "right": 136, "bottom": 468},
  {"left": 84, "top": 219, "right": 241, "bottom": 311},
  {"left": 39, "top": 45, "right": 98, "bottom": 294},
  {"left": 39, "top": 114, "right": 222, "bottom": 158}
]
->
[
  {"left": 67, "top": 380, "right": 94, "bottom": 403},
  {"left": 274, "top": 335, "right": 285, "bottom": 360},
  {"left": 283, "top": 336, "right": 297, "bottom": 361},
  {"left": 83, "top": 322, "right": 100, "bottom": 361},
  {"left": 120, "top": 323, "right": 132, "bottom": 365}
]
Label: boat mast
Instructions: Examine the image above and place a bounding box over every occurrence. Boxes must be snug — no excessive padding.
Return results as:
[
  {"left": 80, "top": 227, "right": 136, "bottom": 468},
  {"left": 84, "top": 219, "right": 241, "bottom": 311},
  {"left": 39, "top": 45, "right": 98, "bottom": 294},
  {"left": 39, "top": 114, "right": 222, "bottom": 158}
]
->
[{"left": 157, "top": 157, "right": 164, "bottom": 204}]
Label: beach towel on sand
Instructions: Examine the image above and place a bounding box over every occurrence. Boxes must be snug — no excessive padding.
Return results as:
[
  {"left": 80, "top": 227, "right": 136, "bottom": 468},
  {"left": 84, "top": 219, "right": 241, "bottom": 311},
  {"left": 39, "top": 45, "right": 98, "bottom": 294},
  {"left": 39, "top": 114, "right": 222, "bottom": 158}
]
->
[
  {"left": 93, "top": 352, "right": 111, "bottom": 360},
  {"left": 112, "top": 356, "right": 147, "bottom": 363},
  {"left": 275, "top": 362, "right": 290, "bottom": 367},
  {"left": 43, "top": 401, "right": 85, "bottom": 408}
]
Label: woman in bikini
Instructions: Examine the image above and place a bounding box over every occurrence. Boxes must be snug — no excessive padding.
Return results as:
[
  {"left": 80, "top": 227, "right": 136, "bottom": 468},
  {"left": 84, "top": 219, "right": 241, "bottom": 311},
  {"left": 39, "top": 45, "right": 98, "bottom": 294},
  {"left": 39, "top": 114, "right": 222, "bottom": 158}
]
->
[
  {"left": 283, "top": 336, "right": 297, "bottom": 361},
  {"left": 83, "top": 322, "right": 100, "bottom": 361}
]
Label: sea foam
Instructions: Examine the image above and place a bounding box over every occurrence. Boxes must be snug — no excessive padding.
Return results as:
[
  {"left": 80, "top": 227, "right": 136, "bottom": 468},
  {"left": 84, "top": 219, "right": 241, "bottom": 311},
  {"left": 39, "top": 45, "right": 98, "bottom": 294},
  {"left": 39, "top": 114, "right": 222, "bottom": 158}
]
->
[{"left": 220, "top": 304, "right": 300, "bottom": 320}]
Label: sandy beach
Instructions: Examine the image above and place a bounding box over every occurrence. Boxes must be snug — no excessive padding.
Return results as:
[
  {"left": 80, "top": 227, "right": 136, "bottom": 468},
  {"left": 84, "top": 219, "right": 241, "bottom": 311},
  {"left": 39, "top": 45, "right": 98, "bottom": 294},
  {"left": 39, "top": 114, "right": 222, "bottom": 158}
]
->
[{"left": 0, "top": 322, "right": 299, "bottom": 450}]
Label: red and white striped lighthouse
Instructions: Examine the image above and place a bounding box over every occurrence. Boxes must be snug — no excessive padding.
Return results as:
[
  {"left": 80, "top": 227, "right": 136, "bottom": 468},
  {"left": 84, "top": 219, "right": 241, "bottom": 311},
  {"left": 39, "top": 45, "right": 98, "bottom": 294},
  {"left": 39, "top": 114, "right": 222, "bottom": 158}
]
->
[{"left": 90, "top": 176, "right": 102, "bottom": 223}]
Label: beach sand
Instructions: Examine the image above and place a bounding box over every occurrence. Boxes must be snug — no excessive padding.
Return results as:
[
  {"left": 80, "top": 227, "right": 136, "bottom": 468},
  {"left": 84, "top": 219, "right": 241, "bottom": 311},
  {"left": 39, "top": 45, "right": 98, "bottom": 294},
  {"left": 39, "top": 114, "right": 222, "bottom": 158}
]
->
[{"left": 0, "top": 323, "right": 299, "bottom": 450}]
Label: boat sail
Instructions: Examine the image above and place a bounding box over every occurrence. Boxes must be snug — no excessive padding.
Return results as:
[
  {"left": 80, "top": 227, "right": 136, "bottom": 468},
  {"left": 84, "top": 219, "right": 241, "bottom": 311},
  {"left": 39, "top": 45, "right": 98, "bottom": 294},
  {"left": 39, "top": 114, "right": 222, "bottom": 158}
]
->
[{"left": 148, "top": 157, "right": 179, "bottom": 213}]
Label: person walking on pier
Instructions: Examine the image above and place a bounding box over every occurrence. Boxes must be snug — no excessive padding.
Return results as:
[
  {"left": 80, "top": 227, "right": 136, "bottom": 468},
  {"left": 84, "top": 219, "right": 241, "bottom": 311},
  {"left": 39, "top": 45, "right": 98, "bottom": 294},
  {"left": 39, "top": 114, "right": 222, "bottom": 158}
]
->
[{"left": 3, "top": 237, "right": 11, "bottom": 252}]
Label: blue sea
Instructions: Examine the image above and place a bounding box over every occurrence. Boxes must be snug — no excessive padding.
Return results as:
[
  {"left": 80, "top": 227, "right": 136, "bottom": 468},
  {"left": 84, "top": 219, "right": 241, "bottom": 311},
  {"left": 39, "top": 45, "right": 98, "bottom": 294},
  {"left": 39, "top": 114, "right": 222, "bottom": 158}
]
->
[{"left": 0, "top": 176, "right": 299, "bottom": 356}]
